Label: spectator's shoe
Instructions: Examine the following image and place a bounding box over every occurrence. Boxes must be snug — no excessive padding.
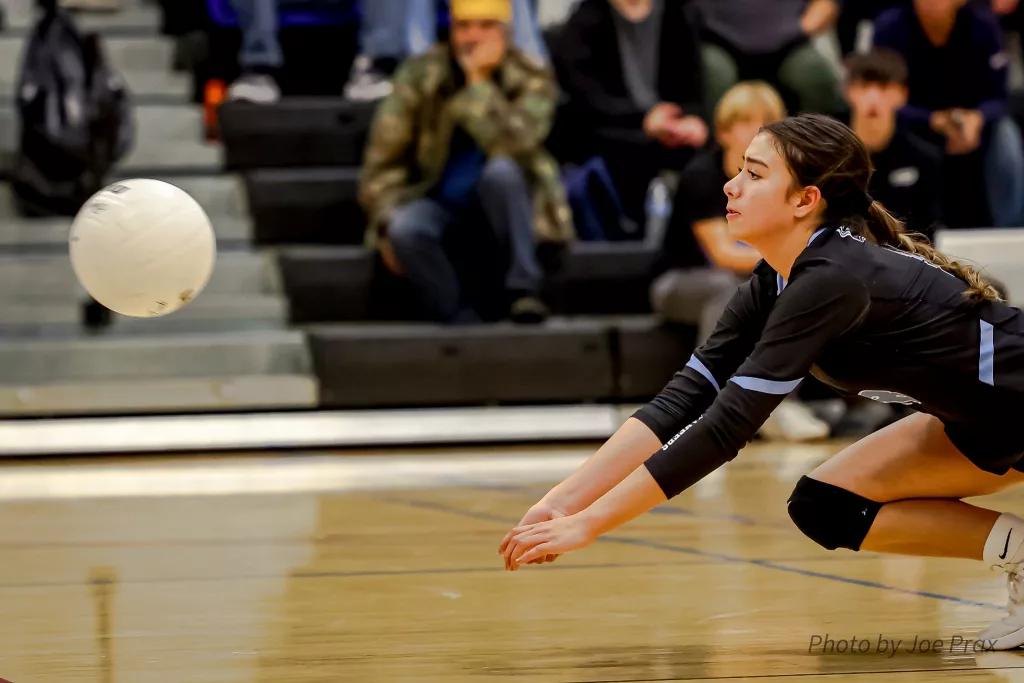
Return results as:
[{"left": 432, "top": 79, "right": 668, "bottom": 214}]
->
[
  {"left": 759, "top": 401, "right": 831, "bottom": 442},
  {"left": 60, "top": 0, "right": 121, "bottom": 11},
  {"left": 510, "top": 296, "right": 549, "bottom": 324},
  {"left": 344, "top": 56, "right": 395, "bottom": 102},
  {"left": 227, "top": 73, "right": 281, "bottom": 105}
]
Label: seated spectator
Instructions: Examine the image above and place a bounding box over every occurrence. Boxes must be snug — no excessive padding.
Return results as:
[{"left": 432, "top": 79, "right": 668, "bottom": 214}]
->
[
  {"left": 837, "top": 0, "right": 905, "bottom": 55},
  {"left": 697, "top": 0, "right": 847, "bottom": 117},
  {"left": 553, "top": 0, "right": 709, "bottom": 230},
  {"left": 650, "top": 81, "right": 784, "bottom": 346},
  {"left": 346, "top": 0, "right": 548, "bottom": 101},
  {"left": 226, "top": 0, "right": 546, "bottom": 103},
  {"left": 359, "top": 0, "right": 572, "bottom": 325},
  {"left": 844, "top": 49, "right": 944, "bottom": 241},
  {"left": 873, "top": 0, "right": 1024, "bottom": 227}
]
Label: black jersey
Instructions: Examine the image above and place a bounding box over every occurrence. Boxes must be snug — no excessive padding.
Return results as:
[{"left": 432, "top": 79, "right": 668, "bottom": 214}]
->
[{"left": 635, "top": 224, "right": 1024, "bottom": 499}]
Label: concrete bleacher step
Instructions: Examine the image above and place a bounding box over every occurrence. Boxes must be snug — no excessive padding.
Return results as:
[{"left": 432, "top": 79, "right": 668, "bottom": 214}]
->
[
  {"left": 0, "top": 175, "right": 248, "bottom": 222},
  {"left": 244, "top": 167, "right": 365, "bottom": 245},
  {"left": 0, "top": 214, "right": 251, "bottom": 252},
  {"left": 0, "top": 104, "right": 222, "bottom": 174},
  {"left": 0, "top": 250, "right": 283, "bottom": 301},
  {"left": 0, "top": 374, "right": 319, "bottom": 417},
  {"left": 0, "top": 35, "right": 188, "bottom": 101},
  {"left": 0, "top": 330, "right": 312, "bottom": 384},
  {"left": 4, "top": 0, "right": 161, "bottom": 34},
  {"left": 0, "top": 295, "right": 289, "bottom": 338},
  {"left": 219, "top": 99, "right": 376, "bottom": 170}
]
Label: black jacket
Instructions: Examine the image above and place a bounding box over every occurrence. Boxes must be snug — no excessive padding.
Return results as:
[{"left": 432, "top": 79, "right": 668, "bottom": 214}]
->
[{"left": 553, "top": 0, "right": 706, "bottom": 131}]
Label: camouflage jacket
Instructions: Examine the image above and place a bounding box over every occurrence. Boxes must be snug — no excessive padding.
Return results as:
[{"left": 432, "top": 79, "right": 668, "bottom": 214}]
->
[{"left": 358, "top": 44, "right": 574, "bottom": 248}]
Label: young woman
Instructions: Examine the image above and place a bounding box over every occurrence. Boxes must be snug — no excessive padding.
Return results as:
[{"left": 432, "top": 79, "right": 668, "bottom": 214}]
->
[{"left": 498, "top": 113, "right": 1024, "bottom": 650}]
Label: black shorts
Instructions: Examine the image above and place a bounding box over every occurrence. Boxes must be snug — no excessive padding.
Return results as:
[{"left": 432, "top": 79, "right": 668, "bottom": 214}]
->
[{"left": 943, "top": 420, "right": 1024, "bottom": 475}]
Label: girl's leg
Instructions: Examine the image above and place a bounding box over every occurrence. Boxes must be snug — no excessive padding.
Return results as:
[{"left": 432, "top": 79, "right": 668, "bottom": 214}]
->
[
  {"left": 808, "top": 412, "right": 1024, "bottom": 560},
  {"left": 803, "top": 412, "right": 1024, "bottom": 649}
]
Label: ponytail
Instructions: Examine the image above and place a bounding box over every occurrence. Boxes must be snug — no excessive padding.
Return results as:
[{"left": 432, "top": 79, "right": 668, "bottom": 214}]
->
[{"left": 860, "top": 201, "right": 1002, "bottom": 303}]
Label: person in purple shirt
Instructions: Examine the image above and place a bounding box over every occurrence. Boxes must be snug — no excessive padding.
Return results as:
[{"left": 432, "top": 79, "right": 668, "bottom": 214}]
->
[{"left": 872, "top": 0, "right": 1024, "bottom": 227}]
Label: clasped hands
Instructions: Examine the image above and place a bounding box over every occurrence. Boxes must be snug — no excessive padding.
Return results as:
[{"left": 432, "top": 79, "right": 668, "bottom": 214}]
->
[
  {"left": 497, "top": 500, "right": 600, "bottom": 571},
  {"left": 644, "top": 103, "right": 708, "bottom": 149},
  {"left": 931, "top": 108, "right": 985, "bottom": 156}
]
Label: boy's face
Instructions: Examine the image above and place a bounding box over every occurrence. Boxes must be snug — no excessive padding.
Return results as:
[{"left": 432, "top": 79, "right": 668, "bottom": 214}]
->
[{"left": 845, "top": 80, "right": 908, "bottom": 121}]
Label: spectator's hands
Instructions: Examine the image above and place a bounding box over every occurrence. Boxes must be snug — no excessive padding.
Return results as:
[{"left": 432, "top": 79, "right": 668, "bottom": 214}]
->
[
  {"left": 800, "top": 0, "right": 840, "bottom": 36},
  {"left": 456, "top": 37, "right": 506, "bottom": 84},
  {"left": 664, "top": 116, "right": 709, "bottom": 148},
  {"left": 993, "top": 0, "right": 1020, "bottom": 16},
  {"left": 933, "top": 109, "right": 984, "bottom": 155},
  {"left": 930, "top": 110, "right": 954, "bottom": 136},
  {"left": 644, "top": 102, "right": 682, "bottom": 140},
  {"left": 379, "top": 237, "right": 404, "bottom": 276},
  {"left": 946, "top": 109, "right": 985, "bottom": 155}
]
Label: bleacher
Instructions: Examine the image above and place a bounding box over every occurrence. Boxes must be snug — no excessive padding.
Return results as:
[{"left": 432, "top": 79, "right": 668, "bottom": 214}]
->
[{"left": 0, "top": 0, "right": 1019, "bottom": 456}]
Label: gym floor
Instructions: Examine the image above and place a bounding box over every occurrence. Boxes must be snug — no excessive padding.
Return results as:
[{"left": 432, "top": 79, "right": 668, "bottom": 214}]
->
[{"left": 3, "top": 440, "right": 1024, "bottom": 682}]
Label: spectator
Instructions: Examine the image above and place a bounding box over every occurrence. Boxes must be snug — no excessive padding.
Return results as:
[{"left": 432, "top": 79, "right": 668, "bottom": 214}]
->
[
  {"left": 873, "top": 0, "right": 1024, "bottom": 227},
  {"left": 553, "top": 0, "right": 708, "bottom": 230},
  {"left": 346, "top": 0, "right": 549, "bottom": 101},
  {"left": 697, "top": 0, "right": 847, "bottom": 118},
  {"left": 359, "top": 0, "right": 572, "bottom": 325},
  {"left": 837, "top": 0, "right": 904, "bottom": 55},
  {"left": 844, "top": 49, "right": 944, "bottom": 241},
  {"left": 650, "top": 81, "right": 784, "bottom": 346},
  {"left": 226, "top": 0, "right": 547, "bottom": 103}
]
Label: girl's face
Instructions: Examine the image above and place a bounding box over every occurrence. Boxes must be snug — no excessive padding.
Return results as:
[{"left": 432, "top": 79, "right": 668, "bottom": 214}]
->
[{"left": 723, "top": 132, "right": 815, "bottom": 246}]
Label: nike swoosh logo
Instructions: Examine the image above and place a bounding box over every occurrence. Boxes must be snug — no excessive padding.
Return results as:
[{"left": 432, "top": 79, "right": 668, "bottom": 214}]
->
[{"left": 1000, "top": 530, "right": 1012, "bottom": 560}]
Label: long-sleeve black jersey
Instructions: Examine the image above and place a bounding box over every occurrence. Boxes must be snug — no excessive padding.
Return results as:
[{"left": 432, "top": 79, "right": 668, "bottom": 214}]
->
[{"left": 635, "top": 224, "right": 1024, "bottom": 499}]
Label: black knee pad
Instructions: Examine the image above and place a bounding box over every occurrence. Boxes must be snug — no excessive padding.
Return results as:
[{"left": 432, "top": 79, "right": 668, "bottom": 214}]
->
[{"left": 787, "top": 476, "right": 883, "bottom": 551}]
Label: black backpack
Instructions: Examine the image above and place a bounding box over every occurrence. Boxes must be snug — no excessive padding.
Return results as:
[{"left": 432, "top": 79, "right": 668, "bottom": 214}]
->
[{"left": 9, "top": 7, "right": 134, "bottom": 216}]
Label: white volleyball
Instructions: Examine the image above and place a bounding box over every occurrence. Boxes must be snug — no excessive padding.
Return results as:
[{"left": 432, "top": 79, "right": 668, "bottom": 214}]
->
[{"left": 69, "top": 179, "right": 216, "bottom": 318}]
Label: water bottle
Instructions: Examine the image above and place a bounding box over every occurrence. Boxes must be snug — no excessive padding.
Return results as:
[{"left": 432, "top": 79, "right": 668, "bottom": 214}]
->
[{"left": 644, "top": 177, "right": 671, "bottom": 245}]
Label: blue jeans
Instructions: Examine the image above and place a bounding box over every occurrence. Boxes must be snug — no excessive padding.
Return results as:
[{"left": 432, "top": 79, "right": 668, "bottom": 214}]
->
[
  {"left": 984, "top": 116, "right": 1024, "bottom": 228},
  {"left": 387, "top": 158, "right": 542, "bottom": 323},
  {"left": 231, "top": 0, "right": 547, "bottom": 69}
]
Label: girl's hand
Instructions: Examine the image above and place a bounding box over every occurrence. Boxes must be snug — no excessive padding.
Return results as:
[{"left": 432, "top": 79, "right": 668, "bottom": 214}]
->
[
  {"left": 506, "top": 513, "right": 599, "bottom": 570},
  {"left": 499, "top": 501, "right": 567, "bottom": 570}
]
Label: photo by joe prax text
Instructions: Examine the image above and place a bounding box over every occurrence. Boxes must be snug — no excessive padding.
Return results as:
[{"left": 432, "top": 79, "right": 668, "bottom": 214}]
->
[{"left": 808, "top": 634, "right": 997, "bottom": 655}]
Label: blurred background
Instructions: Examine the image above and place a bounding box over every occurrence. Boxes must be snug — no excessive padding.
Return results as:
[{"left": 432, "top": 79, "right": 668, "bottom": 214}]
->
[{"left": 0, "top": 0, "right": 1021, "bottom": 453}]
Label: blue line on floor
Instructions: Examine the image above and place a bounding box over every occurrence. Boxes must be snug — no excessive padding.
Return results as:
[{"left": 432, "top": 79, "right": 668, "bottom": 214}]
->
[{"left": 377, "top": 495, "right": 1004, "bottom": 611}]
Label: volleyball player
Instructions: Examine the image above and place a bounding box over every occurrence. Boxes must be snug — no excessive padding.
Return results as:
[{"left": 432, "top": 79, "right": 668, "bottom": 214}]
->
[{"left": 499, "top": 113, "right": 1024, "bottom": 650}]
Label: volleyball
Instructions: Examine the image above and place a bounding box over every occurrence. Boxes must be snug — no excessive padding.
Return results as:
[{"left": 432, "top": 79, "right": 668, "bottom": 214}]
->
[{"left": 68, "top": 179, "right": 216, "bottom": 318}]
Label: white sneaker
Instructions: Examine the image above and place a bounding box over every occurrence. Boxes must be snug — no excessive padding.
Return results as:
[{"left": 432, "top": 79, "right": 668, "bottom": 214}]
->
[
  {"left": 978, "top": 567, "right": 1024, "bottom": 650},
  {"left": 227, "top": 73, "right": 280, "bottom": 104},
  {"left": 344, "top": 55, "right": 394, "bottom": 101},
  {"left": 759, "top": 400, "right": 831, "bottom": 442}
]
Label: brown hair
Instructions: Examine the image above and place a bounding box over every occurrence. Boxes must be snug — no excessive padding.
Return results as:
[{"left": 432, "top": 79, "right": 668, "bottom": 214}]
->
[
  {"left": 844, "top": 48, "right": 909, "bottom": 87},
  {"left": 762, "top": 113, "right": 1001, "bottom": 302}
]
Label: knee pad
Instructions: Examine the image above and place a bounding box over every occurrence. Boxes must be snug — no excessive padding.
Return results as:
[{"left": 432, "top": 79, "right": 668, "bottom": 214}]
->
[{"left": 786, "top": 476, "right": 883, "bottom": 551}]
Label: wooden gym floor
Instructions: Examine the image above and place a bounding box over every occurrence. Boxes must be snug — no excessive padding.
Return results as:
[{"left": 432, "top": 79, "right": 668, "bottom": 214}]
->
[{"left": 5, "top": 440, "right": 1024, "bottom": 682}]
